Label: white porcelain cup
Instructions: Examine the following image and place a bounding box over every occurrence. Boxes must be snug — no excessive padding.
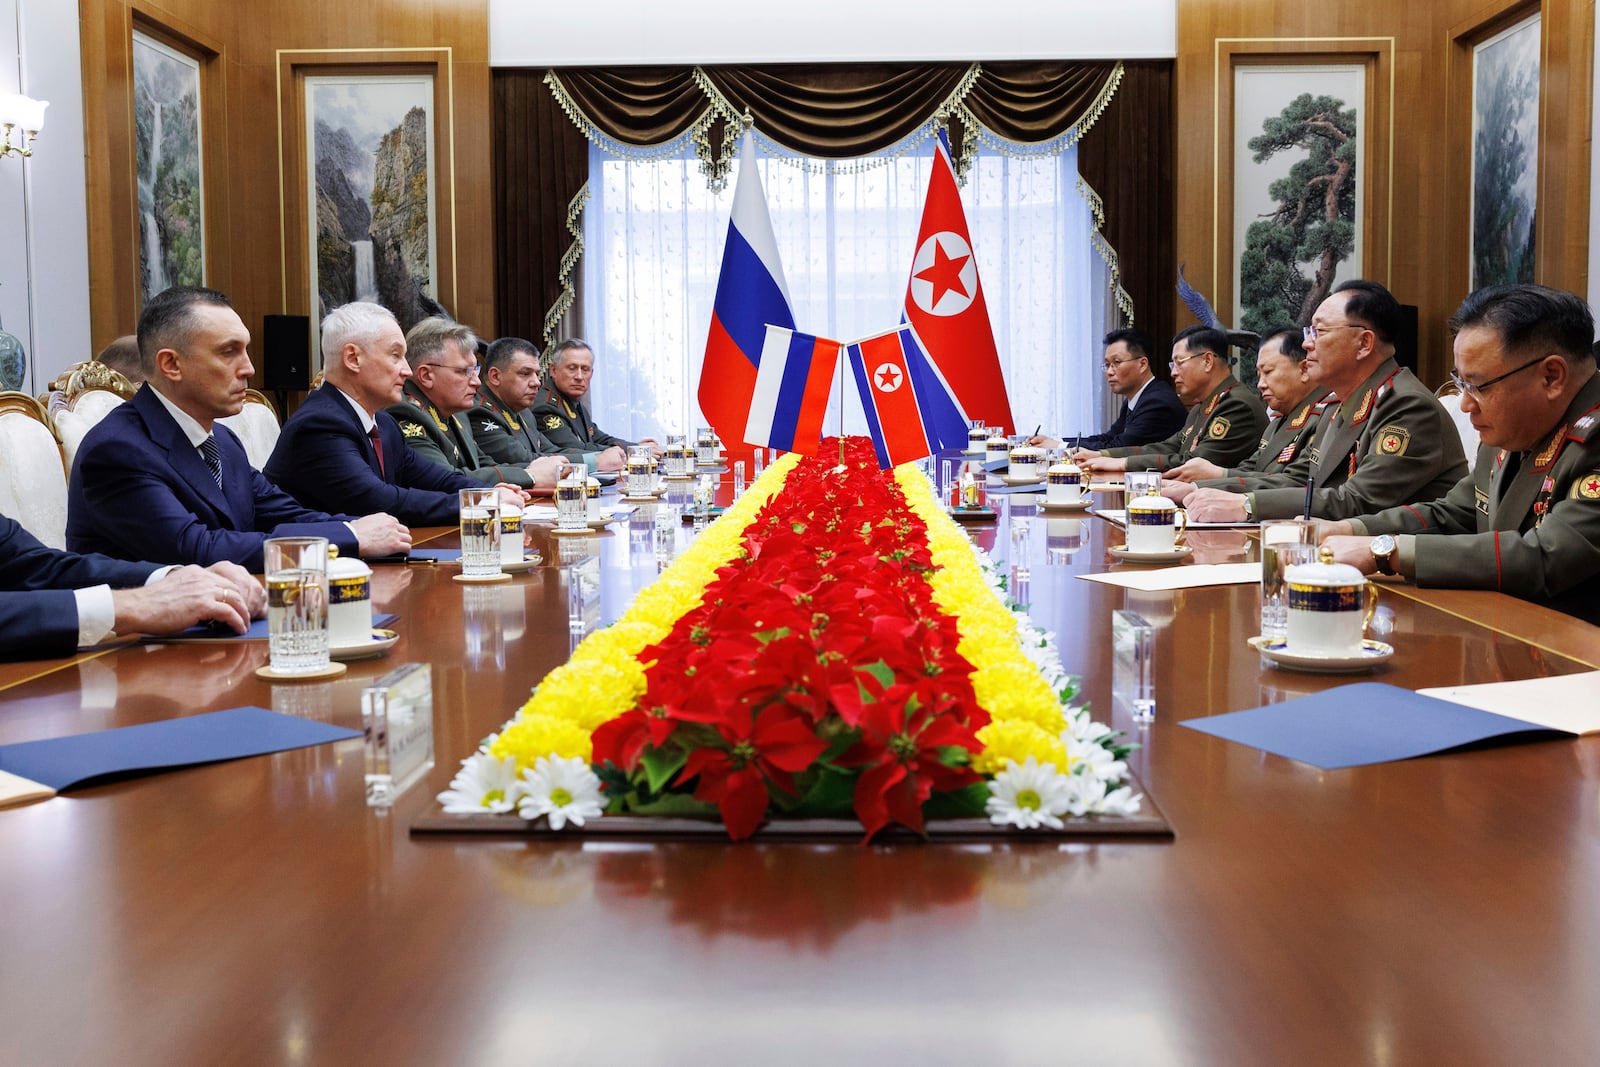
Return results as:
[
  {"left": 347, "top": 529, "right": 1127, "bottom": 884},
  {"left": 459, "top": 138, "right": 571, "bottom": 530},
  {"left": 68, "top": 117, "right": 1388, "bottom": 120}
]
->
[
  {"left": 499, "top": 503, "right": 524, "bottom": 565},
  {"left": 1284, "top": 554, "right": 1379, "bottom": 655},
  {"left": 1045, "top": 462, "right": 1085, "bottom": 505},
  {"left": 326, "top": 549, "right": 372, "bottom": 647},
  {"left": 1124, "top": 494, "right": 1187, "bottom": 554},
  {"left": 1008, "top": 446, "right": 1042, "bottom": 480}
]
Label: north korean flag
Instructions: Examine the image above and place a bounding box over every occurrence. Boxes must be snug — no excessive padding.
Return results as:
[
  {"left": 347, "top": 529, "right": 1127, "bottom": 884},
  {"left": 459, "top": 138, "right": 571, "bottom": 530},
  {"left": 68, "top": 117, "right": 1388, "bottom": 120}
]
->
[{"left": 847, "top": 323, "right": 968, "bottom": 469}]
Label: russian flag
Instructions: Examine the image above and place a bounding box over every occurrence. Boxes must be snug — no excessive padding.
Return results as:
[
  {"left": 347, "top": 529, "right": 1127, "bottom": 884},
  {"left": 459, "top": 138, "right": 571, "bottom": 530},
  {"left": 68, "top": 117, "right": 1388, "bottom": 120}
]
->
[
  {"left": 847, "top": 324, "right": 969, "bottom": 469},
  {"left": 902, "top": 130, "right": 1015, "bottom": 433},
  {"left": 699, "top": 132, "right": 795, "bottom": 445},
  {"left": 744, "top": 326, "right": 840, "bottom": 455}
]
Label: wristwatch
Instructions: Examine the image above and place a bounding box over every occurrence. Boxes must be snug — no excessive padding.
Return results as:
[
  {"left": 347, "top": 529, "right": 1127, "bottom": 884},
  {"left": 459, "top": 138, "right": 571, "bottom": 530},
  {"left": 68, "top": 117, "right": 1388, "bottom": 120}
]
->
[
  {"left": 1370, "top": 534, "right": 1398, "bottom": 576},
  {"left": 1241, "top": 495, "right": 1253, "bottom": 520}
]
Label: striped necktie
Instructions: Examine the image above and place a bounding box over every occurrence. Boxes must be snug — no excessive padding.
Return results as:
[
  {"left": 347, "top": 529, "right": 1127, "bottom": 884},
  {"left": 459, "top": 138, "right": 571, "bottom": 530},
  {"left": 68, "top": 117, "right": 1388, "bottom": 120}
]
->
[{"left": 199, "top": 434, "right": 224, "bottom": 488}]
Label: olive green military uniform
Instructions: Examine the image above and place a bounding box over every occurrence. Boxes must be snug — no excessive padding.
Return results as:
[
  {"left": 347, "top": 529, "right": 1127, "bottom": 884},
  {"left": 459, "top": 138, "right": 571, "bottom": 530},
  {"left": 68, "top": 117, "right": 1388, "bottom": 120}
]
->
[
  {"left": 529, "top": 374, "right": 634, "bottom": 457},
  {"left": 1212, "top": 389, "right": 1333, "bottom": 482},
  {"left": 1104, "top": 377, "right": 1268, "bottom": 472},
  {"left": 1203, "top": 359, "right": 1468, "bottom": 520},
  {"left": 469, "top": 385, "right": 601, "bottom": 474},
  {"left": 386, "top": 380, "right": 535, "bottom": 489},
  {"left": 1349, "top": 371, "right": 1600, "bottom": 625}
]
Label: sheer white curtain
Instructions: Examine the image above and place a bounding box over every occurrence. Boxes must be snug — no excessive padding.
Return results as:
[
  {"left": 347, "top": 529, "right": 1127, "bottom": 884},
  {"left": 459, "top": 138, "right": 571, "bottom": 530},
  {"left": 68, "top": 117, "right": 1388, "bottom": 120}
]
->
[{"left": 582, "top": 136, "right": 1112, "bottom": 443}]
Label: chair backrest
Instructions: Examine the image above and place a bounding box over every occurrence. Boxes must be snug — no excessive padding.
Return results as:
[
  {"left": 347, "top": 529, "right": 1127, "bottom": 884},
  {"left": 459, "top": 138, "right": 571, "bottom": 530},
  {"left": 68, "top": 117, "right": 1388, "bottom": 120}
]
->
[
  {"left": 54, "top": 387, "right": 129, "bottom": 473},
  {"left": 46, "top": 360, "right": 138, "bottom": 405},
  {"left": 1433, "top": 381, "right": 1480, "bottom": 473},
  {"left": 0, "top": 391, "right": 70, "bottom": 548},
  {"left": 217, "top": 388, "right": 282, "bottom": 469}
]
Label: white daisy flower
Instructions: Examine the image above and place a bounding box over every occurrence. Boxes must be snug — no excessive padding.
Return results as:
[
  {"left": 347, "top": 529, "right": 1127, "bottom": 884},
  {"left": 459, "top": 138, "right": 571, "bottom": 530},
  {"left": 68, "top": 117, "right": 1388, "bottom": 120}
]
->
[
  {"left": 438, "top": 753, "right": 524, "bottom": 814},
  {"left": 986, "top": 756, "right": 1075, "bottom": 830},
  {"left": 1066, "top": 734, "right": 1127, "bottom": 782},
  {"left": 1092, "top": 785, "right": 1143, "bottom": 816},
  {"left": 518, "top": 755, "right": 605, "bottom": 829}
]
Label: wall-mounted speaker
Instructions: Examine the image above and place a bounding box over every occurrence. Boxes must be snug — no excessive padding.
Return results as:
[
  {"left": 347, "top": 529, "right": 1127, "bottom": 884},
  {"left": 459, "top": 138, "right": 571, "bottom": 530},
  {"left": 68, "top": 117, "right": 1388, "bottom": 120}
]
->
[
  {"left": 262, "top": 314, "right": 311, "bottom": 391},
  {"left": 1395, "top": 304, "right": 1419, "bottom": 374}
]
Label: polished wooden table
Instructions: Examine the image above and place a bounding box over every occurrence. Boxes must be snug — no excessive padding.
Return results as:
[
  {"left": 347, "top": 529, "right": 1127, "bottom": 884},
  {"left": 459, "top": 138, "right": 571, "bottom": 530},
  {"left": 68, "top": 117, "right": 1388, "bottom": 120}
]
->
[{"left": 2, "top": 493, "right": 1597, "bottom": 1065}]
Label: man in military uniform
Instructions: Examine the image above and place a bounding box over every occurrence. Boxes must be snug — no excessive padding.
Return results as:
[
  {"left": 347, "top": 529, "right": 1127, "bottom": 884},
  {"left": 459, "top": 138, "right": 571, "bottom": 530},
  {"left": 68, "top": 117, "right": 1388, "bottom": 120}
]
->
[
  {"left": 387, "top": 319, "right": 569, "bottom": 489},
  {"left": 1184, "top": 280, "right": 1467, "bottom": 521},
  {"left": 530, "top": 339, "right": 660, "bottom": 459},
  {"left": 1166, "top": 327, "right": 1331, "bottom": 489},
  {"left": 470, "top": 337, "right": 625, "bottom": 475},
  {"left": 1320, "top": 284, "right": 1600, "bottom": 624},
  {"left": 1074, "top": 325, "right": 1268, "bottom": 473}
]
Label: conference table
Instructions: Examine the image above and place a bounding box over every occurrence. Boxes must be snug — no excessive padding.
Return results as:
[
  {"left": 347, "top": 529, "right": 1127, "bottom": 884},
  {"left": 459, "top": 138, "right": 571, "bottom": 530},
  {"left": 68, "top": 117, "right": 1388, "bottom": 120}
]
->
[{"left": 2, "top": 487, "right": 1597, "bottom": 1065}]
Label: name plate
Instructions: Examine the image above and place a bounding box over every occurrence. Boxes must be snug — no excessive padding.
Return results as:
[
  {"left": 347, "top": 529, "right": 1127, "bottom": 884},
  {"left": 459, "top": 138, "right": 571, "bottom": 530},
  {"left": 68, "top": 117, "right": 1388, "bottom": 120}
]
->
[
  {"left": 361, "top": 662, "right": 435, "bottom": 807},
  {"left": 567, "top": 555, "right": 603, "bottom": 637},
  {"left": 1112, "top": 609, "right": 1156, "bottom": 724}
]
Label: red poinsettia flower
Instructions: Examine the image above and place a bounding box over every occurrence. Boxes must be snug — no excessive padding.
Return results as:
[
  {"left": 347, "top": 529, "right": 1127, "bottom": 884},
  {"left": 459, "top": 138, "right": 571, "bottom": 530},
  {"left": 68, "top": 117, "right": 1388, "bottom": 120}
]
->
[
  {"left": 675, "top": 705, "right": 831, "bottom": 840},
  {"left": 837, "top": 681, "right": 984, "bottom": 840}
]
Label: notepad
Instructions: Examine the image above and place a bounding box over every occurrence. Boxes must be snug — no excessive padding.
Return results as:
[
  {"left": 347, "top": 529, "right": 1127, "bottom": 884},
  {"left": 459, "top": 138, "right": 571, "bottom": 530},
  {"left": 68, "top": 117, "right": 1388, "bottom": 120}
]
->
[
  {"left": 0, "top": 706, "right": 361, "bottom": 809},
  {"left": 1079, "top": 563, "right": 1262, "bottom": 590},
  {"left": 1181, "top": 678, "right": 1600, "bottom": 770},
  {"left": 1096, "top": 508, "right": 1258, "bottom": 530}
]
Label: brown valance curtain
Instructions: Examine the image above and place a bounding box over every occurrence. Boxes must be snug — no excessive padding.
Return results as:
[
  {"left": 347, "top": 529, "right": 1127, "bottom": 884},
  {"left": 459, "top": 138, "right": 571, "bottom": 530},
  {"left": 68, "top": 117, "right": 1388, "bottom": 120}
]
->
[{"left": 494, "top": 60, "right": 1172, "bottom": 351}]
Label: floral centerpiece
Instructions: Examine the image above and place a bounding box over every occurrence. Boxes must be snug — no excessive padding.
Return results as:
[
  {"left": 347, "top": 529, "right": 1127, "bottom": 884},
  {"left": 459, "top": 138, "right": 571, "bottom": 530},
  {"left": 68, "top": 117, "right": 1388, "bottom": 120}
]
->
[{"left": 440, "top": 437, "right": 1140, "bottom": 841}]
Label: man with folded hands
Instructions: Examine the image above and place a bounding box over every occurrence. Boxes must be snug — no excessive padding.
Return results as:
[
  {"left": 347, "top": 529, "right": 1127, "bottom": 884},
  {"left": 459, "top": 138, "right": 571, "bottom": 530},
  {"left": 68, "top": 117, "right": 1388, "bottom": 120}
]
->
[
  {"left": 1319, "top": 284, "right": 1600, "bottom": 624},
  {"left": 471, "top": 336, "right": 625, "bottom": 475},
  {"left": 66, "top": 286, "right": 412, "bottom": 571},
  {"left": 2, "top": 511, "right": 264, "bottom": 661},
  {"left": 266, "top": 302, "right": 526, "bottom": 528}
]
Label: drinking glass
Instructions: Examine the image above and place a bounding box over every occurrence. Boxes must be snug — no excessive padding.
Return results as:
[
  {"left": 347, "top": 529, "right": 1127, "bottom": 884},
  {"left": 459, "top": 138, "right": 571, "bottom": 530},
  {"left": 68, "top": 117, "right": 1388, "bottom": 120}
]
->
[
  {"left": 265, "top": 536, "right": 331, "bottom": 674},
  {"left": 554, "top": 474, "right": 587, "bottom": 531},
  {"left": 458, "top": 488, "right": 502, "bottom": 577},
  {"left": 1260, "top": 520, "right": 1317, "bottom": 641}
]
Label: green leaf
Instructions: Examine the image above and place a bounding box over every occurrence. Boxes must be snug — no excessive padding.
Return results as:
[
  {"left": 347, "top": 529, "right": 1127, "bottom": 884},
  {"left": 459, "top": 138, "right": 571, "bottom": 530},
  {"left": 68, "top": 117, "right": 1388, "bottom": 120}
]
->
[
  {"left": 855, "top": 659, "right": 895, "bottom": 690},
  {"left": 623, "top": 792, "right": 719, "bottom": 818},
  {"left": 789, "top": 767, "right": 859, "bottom": 818},
  {"left": 639, "top": 744, "right": 689, "bottom": 794},
  {"left": 923, "top": 782, "right": 990, "bottom": 819}
]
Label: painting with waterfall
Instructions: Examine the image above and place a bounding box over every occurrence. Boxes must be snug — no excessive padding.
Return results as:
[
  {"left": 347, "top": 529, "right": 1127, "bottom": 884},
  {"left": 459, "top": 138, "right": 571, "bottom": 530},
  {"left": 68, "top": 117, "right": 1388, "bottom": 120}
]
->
[
  {"left": 305, "top": 75, "right": 438, "bottom": 338},
  {"left": 133, "top": 31, "right": 205, "bottom": 303}
]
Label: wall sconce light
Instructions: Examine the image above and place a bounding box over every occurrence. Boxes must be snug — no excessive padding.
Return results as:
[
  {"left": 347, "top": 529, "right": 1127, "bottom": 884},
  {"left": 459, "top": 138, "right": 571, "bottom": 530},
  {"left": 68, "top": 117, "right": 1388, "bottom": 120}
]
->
[{"left": 0, "top": 93, "right": 47, "bottom": 158}]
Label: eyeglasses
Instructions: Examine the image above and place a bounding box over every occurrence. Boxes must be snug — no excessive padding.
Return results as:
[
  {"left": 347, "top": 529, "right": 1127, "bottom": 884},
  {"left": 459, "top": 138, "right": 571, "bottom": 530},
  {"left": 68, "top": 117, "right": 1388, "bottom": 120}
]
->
[
  {"left": 422, "top": 362, "right": 479, "bottom": 377},
  {"left": 1302, "top": 323, "right": 1367, "bottom": 342},
  {"left": 1102, "top": 357, "right": 1141, "bottom": 370},
  {"left": 1449, "top": 354, "right": 1549, "bottom": 402},
  {"left": 1168, "top": 352, "right": 1208, "bottom": 372}
]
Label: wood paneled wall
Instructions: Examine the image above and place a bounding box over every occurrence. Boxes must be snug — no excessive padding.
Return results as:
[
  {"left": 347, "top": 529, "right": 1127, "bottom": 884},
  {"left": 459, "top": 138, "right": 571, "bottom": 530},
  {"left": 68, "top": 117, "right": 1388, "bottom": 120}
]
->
[
  {"left": 1177, "top": 0, "right": 1592, "bottom": 384},
  {"left": 79, "top": 0, "right": 493, "bottom": 375}
]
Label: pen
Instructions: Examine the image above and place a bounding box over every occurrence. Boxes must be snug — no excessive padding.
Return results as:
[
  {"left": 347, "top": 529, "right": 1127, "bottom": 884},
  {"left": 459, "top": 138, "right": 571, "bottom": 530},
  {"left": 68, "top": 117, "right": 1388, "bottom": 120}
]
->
[{"left": 1301, "top": 474, "right": 1314, "bottom": 520}]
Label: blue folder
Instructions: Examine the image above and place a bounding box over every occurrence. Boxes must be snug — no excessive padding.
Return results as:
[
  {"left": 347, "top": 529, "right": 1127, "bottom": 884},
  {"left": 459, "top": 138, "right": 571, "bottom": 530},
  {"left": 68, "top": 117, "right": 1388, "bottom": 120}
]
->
[
  {"left": 0, "top": 706, "right": 361, "bottom": 793},
  {"left": 148, "top": 612, "right": 398, "bottom": 643},
  {"left": 1180, "top": 682, "right": 1566, "bottom": 770}
]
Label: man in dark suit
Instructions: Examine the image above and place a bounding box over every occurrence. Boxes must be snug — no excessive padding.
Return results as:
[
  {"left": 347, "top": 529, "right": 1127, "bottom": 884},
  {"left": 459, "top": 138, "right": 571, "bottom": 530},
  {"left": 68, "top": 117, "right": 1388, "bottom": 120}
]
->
[
  {"left": 2, "top": 511, "right": 262, "bottom": 661},
  {"left": 266, "top": 302, "right": 524, "bottom": 527},
  {"left": 1030, "top": 329, "right": 1187, "bottom": 451},
  {"left": 66, "top": 287, "right": 412, "bottom": 571},
  {"left": 471, "top": 336, "right": 624, "bottom": 475}
]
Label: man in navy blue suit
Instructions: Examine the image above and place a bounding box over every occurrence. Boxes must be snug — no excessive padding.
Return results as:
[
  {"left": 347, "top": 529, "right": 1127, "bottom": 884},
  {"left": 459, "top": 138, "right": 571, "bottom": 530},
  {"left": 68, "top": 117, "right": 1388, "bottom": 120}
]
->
[
  {"left": 1029, "top": 329, "right": 1187, "bottom": 451},
  {"left": 266, "top": 302, "right": 523, "bottom": 527},
  {"left": 2, "top": 511, "right": 263, "bottom": 661},
  {"left": 66, "top": 287, "right": 412, "bottom": 571}
]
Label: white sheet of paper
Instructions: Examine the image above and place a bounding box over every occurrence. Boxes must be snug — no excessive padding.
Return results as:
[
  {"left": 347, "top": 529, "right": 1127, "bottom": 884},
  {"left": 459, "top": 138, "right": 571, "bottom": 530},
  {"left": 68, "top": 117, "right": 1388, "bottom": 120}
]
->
[
  {"left": 522, "top": 505, "right": 559, "bottom": 520},
  {"left": 1078, "top": 562, "right": 1262, "bottom": 590},
  {"left": 1417, "top": 672, "right": 1600, "bottom": 735},
  {"left": 0, "top": 769, "right": 55, "bottom": 810}
]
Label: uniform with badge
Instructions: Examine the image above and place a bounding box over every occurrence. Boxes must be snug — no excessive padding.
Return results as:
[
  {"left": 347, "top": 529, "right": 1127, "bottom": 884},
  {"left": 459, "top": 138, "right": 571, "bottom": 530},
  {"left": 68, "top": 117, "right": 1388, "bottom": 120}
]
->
[
  {"left": 1208, "top": 389, "right": 1332, "bottom": 483},
  {"left": 1103, "top": 377, "right": 1268, "bottom": 472},
  {"left": 1201, "top": 358, "right": 1467, "bottom": 520},
  {"left": 529, "top": 374, "right": 635, "bottom": 456},
  {"left": 1348, "top": 372, "right": 1600, "bottom": 624},
  {"left": 469, "top": 384, "right": 600, "bottom": 473},
  {"left": 386, "top": 380, "right": 536, "bottom": 489}
]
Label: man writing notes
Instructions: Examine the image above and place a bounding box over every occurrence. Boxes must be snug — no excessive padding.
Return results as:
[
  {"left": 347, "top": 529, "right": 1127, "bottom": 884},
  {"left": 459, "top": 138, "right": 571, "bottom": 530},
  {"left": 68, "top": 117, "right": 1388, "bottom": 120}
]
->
[
  {"left": 1073, "top": 325, "right": 1268, "bottom": 474},
  {"left": 267, "top": 303, "right": 519, "bottom": 528},
  {"left": 1166, "top": 327, "right": 1331, "bottom": 485},
  {"left": 1320, "top": 284, "right": 1600, "bottom": 624},
  {"left": 3, "top": 511, "right": 264, "bottom": 662},
  {"left": 67, "top": 287, "right": 410, "bottom": 571},
  {"left": 1184, "top": 280, "right": 1466, "bottom": 522},
  {"left": 1030, "top": 329, "right": 1186, "bottom": 451},
  {"left": 388, "top": 319, "right": 569, "bottom": 489},
  {"left": 472, "top": 337, "right": 626, "bottom": 475},
  {"left": 531, "top": 339, "right": 659, "bottom": 458}
]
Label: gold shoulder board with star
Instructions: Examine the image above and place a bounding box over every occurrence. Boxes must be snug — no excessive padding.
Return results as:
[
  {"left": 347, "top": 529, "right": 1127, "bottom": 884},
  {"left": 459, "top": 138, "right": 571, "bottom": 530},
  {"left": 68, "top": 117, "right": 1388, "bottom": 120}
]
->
[
  {"left": 1208, "top": 417, "right": 1230, "bottom": 439},
  {"left": 1575, "top": 470, "right": 1600, "bottom": 499},
  {"left": 401, "top": 422, "right": 424, "bottom": 439},
  {"left": 1376, "top": 425, "right": 1410, "bottom": 456}
]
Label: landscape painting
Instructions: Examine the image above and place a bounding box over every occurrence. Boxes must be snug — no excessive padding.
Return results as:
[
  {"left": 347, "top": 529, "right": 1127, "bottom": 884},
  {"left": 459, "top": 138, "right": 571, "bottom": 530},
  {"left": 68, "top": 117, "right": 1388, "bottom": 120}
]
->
[
  {"left": 133, "top": 30, "right": 205, "bottom": 303},
  {"left": 305, "top": 74, "right": 438, "bottom": 336},
  {"left": 1233, "top": 64, "right": 1365, "bottom": 341},
  {"left": 1471, "top": 14, "right": 1540, "bottom": 290}
]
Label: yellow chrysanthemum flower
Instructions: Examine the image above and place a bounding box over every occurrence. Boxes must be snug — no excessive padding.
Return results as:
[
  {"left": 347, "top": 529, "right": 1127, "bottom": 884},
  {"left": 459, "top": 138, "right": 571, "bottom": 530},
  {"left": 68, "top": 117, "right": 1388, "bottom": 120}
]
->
[
  {"left": 972, "top": 719, "right": 1071, "bottom": 777},
  {"left": 521, "top": 661, "right": 647, "bottom": 731},
  {"left": 973, "top": 664, "right": 1067, "bottom": 732},
  {"left": 489, "top": 714, "right": 594, "bottom": 768}
]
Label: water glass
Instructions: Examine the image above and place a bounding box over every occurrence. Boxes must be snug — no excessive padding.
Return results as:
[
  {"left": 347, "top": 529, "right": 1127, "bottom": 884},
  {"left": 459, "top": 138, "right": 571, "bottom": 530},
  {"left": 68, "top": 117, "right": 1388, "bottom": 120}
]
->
[
  {"left": 554, "top": 475, "right": 587, "bottom": 531},
  {"left": 1125, "top": 470, "right": 1162, "bottom": 497},
  {"left": 1260, "top": 524, "right": 1317, "bottom": 641},
  {"left": 732, "top": 461, "right": 746, "bottom": 497},
  {"left": 458, "top": 488, "right": 502, "bottom": 577},
  {"left": 265, "top": 536, "right": 331, "bottom": 674},
  {"left": 752, "top": 447, "right": 765, "bottom": 477}
]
